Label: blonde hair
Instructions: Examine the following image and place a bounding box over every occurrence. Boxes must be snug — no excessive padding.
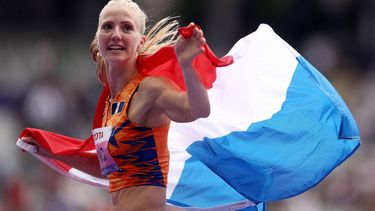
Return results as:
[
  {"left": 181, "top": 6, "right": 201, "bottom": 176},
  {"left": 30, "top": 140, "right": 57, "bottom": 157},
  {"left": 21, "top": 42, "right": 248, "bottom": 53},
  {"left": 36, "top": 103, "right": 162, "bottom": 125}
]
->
[{"left": 90, "top": 0, "right": 179, "bottom": 85}]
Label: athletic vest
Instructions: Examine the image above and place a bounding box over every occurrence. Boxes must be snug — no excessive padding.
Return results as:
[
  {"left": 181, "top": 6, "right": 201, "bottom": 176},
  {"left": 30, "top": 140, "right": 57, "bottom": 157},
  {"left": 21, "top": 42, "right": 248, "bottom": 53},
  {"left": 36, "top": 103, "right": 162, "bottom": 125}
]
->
[{"left": 103, "top": 72, "right": 170, "bottom": 192}]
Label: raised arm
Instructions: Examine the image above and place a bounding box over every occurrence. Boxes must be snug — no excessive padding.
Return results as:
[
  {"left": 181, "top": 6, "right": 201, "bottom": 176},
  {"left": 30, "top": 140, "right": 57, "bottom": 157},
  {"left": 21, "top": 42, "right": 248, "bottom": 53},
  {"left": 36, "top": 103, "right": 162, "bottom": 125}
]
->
[
  {"left": 127, "top": 24, "right": 211, "bottom": 126},
  {"left": 156, "top": 24, "right": 210, "bottom": 122},
  {"left": 175, "top": 24, "right": 210, "bottom": 117}
]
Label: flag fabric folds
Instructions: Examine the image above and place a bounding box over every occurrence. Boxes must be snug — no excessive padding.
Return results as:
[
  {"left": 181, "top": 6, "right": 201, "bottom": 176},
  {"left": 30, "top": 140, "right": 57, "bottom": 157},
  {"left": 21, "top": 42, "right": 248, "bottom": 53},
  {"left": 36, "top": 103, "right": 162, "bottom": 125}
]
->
[
  {"left": 17, "top": 24, "right": 359, "bottom": 211},
  {"left": 169, "top": 24, "right": 360, "bottom": 204},
  {"left": 137, "top": 24, "right": 233, "bottom": 91}
]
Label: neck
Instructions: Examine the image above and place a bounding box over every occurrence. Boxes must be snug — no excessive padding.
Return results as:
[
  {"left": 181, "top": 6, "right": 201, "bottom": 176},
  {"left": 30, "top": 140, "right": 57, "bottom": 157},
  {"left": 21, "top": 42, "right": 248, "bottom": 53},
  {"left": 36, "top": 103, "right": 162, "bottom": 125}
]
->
[{"left": 106, "top": 61, "right": 138, "bottom": 98}]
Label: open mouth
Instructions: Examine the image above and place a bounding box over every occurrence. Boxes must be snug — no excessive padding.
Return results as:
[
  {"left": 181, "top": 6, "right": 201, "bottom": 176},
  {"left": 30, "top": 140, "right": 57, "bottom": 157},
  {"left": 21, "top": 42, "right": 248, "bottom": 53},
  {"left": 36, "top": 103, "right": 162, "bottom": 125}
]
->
[{"left": 108, "top": 45, "right": 125, "bottom": 51}]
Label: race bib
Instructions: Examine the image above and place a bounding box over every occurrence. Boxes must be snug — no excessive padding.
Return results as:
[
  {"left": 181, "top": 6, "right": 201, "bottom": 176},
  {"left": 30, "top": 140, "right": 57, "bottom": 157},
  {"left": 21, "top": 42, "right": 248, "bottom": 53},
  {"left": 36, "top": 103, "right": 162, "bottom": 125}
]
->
[{"left": 92, "top": 126, "right": 120, "bottom": 176}]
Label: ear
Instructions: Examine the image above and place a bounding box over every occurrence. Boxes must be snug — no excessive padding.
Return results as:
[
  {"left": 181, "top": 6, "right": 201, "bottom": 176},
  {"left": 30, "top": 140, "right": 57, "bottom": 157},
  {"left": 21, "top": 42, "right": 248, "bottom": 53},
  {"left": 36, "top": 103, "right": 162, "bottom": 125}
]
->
[
  {"left": 138, "top": 35, "right": 146, "bottom": 53},
  {"left": 139, "top": 35, "right": 145, "bottom": 47}
]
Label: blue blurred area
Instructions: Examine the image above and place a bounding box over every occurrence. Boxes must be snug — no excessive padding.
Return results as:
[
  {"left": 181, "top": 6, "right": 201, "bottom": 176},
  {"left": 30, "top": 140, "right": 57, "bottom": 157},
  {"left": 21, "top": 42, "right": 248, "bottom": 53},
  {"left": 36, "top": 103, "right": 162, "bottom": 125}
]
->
[{"left": 1, "top": 0, "right": 375, "bottom": 210}]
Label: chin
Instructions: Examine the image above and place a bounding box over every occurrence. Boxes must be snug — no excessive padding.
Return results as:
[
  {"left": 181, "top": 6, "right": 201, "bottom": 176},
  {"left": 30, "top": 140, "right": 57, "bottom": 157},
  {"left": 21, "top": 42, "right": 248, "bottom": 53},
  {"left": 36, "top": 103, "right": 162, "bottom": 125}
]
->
[{"left": 106, "top": 55, "right": 129, "bottom": 63}]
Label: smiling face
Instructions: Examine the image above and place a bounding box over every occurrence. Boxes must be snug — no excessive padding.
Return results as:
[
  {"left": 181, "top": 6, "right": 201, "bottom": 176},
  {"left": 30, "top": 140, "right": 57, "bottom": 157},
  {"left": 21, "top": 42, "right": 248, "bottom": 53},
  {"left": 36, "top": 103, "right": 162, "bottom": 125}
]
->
[{"left": 97, "top": 3, "right": 145, "bottom": 67}]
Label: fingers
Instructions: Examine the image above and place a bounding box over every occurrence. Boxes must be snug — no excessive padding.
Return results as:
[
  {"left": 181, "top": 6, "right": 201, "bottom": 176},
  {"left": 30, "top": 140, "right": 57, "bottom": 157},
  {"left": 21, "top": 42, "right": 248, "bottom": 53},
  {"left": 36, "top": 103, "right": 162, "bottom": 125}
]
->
[
  {"left": 185, "top": 22, "right": 204, "bottom": 40},
  {"left": 175, "top": 22, "right": 206, "bottom": 63},
  {"left": 193, "top": 29, "right": 206, "bottom": 53},
  {"left": 21, "top": 137, "right": 37, "bottom": 145},
  {"left": 192, "top": 25, "right": 203, "bottom": 38},
  {"left": 20, "top": 137, "right": 53, "bottom": 158}
]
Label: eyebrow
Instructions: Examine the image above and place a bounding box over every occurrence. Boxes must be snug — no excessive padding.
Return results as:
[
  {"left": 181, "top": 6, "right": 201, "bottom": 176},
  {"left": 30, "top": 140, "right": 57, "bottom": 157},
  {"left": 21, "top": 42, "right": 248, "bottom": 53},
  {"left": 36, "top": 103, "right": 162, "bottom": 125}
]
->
[{"left": 100, "top": 20, "right": 136, "bottom": 26}]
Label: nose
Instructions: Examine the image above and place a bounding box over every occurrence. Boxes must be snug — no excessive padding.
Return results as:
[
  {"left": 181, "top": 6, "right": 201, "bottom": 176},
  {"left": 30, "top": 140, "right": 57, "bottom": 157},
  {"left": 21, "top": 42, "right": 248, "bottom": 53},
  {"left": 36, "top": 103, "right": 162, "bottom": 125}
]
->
[{"left": 111, "top": 26, "right": 122, "bottom": 41}]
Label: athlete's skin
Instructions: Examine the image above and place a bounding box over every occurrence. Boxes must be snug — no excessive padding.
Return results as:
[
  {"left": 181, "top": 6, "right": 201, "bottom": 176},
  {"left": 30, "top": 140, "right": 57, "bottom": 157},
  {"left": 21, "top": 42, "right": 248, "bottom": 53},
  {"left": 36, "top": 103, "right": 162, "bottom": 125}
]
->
[{"left": 22, "top": 1, "right": 210, "bottom": 210}]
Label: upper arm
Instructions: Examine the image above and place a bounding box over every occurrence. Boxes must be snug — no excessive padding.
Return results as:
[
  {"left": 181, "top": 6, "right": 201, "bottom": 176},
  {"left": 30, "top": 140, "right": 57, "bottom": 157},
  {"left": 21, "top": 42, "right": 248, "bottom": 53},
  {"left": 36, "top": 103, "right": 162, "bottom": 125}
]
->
[{"left": 142, "top": 77, "right": 197, "bottom": 123}]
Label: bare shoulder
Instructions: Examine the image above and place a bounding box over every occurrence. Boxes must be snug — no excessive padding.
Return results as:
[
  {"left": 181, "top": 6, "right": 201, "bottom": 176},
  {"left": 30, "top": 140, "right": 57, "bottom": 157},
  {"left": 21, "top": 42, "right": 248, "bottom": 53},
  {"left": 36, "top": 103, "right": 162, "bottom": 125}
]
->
[
  {"left": 128, "top": 76, "right": 180, "bottom": 127},
  {"left": 138, "top": 76, "right": 178, "bottom": 95}
]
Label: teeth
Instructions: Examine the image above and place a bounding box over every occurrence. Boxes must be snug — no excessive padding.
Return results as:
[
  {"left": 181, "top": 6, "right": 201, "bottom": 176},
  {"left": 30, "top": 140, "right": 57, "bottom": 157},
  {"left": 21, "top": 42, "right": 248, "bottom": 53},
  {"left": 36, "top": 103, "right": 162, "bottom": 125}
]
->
[{"left": 108, "top": 46, "right": 125, "bottom": 50}]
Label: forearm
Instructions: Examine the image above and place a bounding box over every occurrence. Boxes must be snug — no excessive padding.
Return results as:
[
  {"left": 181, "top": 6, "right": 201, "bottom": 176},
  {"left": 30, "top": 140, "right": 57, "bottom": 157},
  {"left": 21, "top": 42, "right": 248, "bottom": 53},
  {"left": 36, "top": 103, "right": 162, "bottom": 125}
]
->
[
  {"left": 180, "top": 63, "right": 210, "bottom": 118},
  {"left": 172, "top": 23, "right": 211, "bottom": 120}
]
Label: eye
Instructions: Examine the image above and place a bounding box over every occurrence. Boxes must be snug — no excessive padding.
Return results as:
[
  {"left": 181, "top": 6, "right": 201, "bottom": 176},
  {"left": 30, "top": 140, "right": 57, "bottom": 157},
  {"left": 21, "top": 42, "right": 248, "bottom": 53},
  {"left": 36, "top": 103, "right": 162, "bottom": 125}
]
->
[
  {"left": 122, "top": 23, "right": 134, "bottom": 32},
  {"left": 101, "top": 23, "right": 112, "bottom": 31}
]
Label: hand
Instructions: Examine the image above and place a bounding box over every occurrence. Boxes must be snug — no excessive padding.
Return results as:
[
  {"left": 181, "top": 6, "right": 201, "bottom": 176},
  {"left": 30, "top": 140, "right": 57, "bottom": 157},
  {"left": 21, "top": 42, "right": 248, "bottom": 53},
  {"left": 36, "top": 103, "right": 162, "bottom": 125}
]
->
[
  {"left": 20, "top": 137, "right": 55, "bottom": 159},
  {"left": 175, "top": 23, "right": 206, "bottom": 68}
]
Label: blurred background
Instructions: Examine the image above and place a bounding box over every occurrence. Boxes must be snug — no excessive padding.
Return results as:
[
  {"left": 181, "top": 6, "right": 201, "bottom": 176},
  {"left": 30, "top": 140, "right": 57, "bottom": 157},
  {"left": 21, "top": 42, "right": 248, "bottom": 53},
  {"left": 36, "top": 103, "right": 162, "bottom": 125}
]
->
[{"left": 0, "top": 0, "right": 374, "bottom": 210}]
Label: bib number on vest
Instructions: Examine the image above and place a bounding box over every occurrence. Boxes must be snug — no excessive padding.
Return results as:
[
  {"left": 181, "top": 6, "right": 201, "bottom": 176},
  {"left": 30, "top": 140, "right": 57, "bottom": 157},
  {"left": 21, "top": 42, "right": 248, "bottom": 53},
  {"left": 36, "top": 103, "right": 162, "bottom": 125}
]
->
[{"left": 92, "top": 126, "right": 120, "bottom": 176}]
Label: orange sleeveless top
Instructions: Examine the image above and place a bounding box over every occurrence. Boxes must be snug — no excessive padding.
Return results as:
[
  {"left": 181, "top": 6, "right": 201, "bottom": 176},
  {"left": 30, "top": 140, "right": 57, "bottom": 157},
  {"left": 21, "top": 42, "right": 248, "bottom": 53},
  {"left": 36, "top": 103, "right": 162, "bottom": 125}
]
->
[{"left": 102, "top": 72, "right": 170, "bottom": 192}]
